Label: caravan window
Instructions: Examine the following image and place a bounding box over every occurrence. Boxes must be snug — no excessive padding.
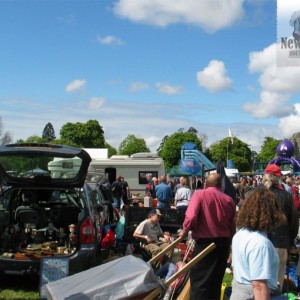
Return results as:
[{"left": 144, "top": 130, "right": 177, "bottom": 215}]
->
[{"left": 139, "top": 171, "right": 158, "bottom": 184}]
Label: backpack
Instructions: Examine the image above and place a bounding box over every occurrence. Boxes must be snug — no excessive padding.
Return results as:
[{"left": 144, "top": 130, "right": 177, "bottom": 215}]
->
[
  {"left": 100, "top": 182, "right": 113, "bottom": 203},
  {"left": 98, "top": 176, "right": 113, "bottom": 203},
  {"left": 112, "top": 181, "right": 121, "bottom": 197}
]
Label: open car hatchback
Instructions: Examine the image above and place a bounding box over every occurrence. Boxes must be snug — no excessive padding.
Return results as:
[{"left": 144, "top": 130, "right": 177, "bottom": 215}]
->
[{"left": 0, "top": 143, "right": 103, "bottom": 276}]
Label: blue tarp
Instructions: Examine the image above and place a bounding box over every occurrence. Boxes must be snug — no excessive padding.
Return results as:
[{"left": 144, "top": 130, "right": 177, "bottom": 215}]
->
[{"left": 166, "top": 167, "right": 200, "bottom": 176}]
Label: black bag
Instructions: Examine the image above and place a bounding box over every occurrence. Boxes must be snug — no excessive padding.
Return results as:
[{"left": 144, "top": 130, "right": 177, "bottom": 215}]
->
[
  {"left": 100, "top": 182, "right": 113, "bottom": 203},
  {"left": 96, "top": 176, "right": 113, "bottom": 203},
  {"left": 112, "top": 181, "right": 121, "bottom": 197}
]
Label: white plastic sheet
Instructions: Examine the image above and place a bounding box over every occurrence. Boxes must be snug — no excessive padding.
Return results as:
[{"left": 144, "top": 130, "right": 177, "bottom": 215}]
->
[{"left": 45, "top": 255, "right": 159, "bottom": 300}]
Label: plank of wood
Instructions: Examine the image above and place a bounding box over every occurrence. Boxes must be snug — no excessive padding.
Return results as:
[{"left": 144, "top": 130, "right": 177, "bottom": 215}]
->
[
  {"left": 148, "top": 236, "right": 184, "bottom": 265},
  {"left": 177, "top": 278, "right": 191, "bottom": 300},
  {"left": 143, "top": 242, "right": 216, "bottom": 300}
]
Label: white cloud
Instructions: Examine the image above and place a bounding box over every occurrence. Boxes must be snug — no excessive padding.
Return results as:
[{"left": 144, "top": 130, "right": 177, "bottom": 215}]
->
[
  {"left": 244, "top": 43, "right": 300, "bottom": 119},
  {"left": 243, "top": 91, "right": 295, "bottom": 118},
  {"left": 196, "top": 60, "right": 233, "bottom": 93},
  {"left": 86, "top": 97, "right": 106, "bottom": 110},
  {"left": 97, "top": 35, "right": 125, "bottom": 46},
  {"left": 112, "top": 0, "right": 244, "bottom": 32},
  {"left": 145, "top": 136, "right": 162, "bottom": 152},
  {"left": 279, "top": 103, "right": 300, "bottom": 137},
  {"left": 0, "top": 96, "right": 287, "bottom": 153},
  {"left": 156, "top": 82, "right": 183, "bottom": 95},
  {"left": 248, "top": 44, "right": 275, "bottom": 73},
  {"left": 65, "top": 79, "right": 86, "bottom": 93},
  {"left": 249, "top": 44, "right": 300, "bottom": 93},
  {"left": 234, "top": 122, "right": 281, "bottom": 152},
  {"left": 129, "top": 81, "right": 149, "bottom": 92}
]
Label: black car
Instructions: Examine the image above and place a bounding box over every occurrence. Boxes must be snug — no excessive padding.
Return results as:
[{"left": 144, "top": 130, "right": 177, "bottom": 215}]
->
[{"left": 0, "top": 143, "right": 103, "bottom": 276}]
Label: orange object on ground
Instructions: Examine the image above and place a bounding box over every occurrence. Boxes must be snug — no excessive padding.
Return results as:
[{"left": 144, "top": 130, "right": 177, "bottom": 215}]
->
[{"left": 152, "top": 198, "right": 158, "bottom": 207}]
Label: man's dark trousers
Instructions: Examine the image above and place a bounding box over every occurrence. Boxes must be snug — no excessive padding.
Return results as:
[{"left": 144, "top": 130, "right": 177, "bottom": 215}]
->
[{"left": 190, "top": 237, "right": 231, "bottom": 300}]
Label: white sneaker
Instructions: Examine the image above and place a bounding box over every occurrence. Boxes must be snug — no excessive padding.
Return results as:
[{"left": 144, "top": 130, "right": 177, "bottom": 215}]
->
[{"left": 225, "top": 267, "right": 232, "bottom": 274}]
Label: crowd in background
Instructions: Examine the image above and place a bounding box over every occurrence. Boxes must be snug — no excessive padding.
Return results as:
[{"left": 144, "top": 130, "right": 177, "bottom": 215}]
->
[
  {"left": 230, "top": 174, "right": 300, "bottom": 211},
  {"left": 143, "top": 169, "right": 300, "bottom": 299},
  {"left": 148, "top": 172, "right": 300, "bottom": 212}
]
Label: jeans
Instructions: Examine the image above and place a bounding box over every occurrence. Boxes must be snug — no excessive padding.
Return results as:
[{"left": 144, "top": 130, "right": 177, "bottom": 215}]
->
[
  {"left": 157, "top": 201, "right": 170, "bottom": 209},
  {"left": 155, "top": 262, "right": 177, "bottom": 280},
  {"left": 113, "top": 197, "right": 121, "bottom": 210}
]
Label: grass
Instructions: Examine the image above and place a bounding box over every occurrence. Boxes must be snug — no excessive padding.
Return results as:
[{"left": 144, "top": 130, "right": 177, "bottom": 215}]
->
[
  {"left": 0, "top": 290, "right": 40, "bottom": 300},
  {"left": 0, "top": 275, "right": 41, "bottom": 299},
  {"left": 223, "top": 272, "right": 233, "bottom": 288}
]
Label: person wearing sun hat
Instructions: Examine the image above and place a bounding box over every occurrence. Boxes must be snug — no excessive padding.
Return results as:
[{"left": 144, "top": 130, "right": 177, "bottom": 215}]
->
[
  {"left": 262, "top": 164, "right": 299, "bottom": 291},
  {"left": 133, "top": 208, "right": 171, "bottom": 263}
]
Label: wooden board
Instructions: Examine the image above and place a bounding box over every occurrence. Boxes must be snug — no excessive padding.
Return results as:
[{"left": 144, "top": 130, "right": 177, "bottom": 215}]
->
[{"left": 177, "top": 278, "right": 191, "bottom": 300}]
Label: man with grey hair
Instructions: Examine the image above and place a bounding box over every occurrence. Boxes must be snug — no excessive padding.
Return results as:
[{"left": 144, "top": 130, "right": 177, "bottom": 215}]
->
[
  {"left": 262, "top": 164, "right": 299, "bottom": 291},
  {"left": 179, "top": 173, "right": 236, "bottom": 300}
]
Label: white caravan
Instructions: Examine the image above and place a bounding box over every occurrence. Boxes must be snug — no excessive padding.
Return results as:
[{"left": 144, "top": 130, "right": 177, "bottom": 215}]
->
[{"left": 88, "top": 153, "right": 165, "bottom": 196}]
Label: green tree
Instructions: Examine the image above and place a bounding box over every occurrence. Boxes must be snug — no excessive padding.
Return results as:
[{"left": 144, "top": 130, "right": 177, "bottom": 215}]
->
[
  {"left": 118, "top": 134, "right": 150, "bottom": 156},
  {"left": 291, "top": 132, "right": 300, "bottom": 158},
  {"left": 187, "top": 126, "right": 198, "bottom": 134},
  {"left": 17, "top": 135, "right": 46, "bottom": 143},
  {"left": 157, "top": 135, "right": 169, "bottom": 156},
  {"left": 209, "top": 137, "right": 252, "bottom": 171},
  {"left": 257, "top": 137, "right": 281, "bottom": 162},
  {"left": 60, "top": 120, "right": 105, "bottom": 148},
  {"left": 104, "top": 142, "right": 117, "bottom": 157},
  {"left": 160, "top": 131, "right": 202, "bottom": 169},
  {"left": 42, "top": 122, "right": 56, "bottom": 141}
]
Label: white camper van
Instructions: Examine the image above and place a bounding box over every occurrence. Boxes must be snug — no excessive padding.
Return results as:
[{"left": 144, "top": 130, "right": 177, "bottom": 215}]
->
[
  {"left": 48, "top": 157, "right": 82, "bottom": 178},
  {"left": 88, "top": 153, "right": 165, "bottom": 196}
]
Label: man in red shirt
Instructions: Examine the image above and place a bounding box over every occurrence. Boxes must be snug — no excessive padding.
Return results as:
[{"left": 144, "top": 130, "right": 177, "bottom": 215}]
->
[{"left": 179, "top": 173, "right": 236, "bottom": 300}]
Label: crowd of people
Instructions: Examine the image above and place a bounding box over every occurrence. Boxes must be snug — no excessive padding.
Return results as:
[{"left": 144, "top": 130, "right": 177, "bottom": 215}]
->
[
  {"left": 133, "top": 166, "right": 300, "bottom": 299},
  {"left": 107, "top": 164, "right": 300, "bottom": 299}
]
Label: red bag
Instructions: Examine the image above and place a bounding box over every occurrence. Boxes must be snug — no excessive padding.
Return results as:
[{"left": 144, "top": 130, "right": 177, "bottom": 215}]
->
[{"left": 101, "top": 229, "right": 116, "bottom": 249}]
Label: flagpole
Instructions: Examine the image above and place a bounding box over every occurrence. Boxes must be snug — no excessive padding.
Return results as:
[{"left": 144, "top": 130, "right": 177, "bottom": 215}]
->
[
  {"left": 226, "top": 138, "right": 229, "bottom": 168},
  {"left": 227, "top": 128, "right": 233, "bottom": 168}
]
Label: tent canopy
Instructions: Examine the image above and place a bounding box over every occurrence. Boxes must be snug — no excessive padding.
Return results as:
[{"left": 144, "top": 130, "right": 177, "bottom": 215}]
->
[
  {"left": 167, "top": 167, "right": 203, "bottom": 176},
  {"left": 166, "top": 167, "right": 195, "bottom": 176}
]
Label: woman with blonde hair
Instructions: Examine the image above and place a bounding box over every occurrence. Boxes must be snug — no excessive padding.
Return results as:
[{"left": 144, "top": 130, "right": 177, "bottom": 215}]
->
[
  {"left": 230, "top": 188, "right": 286, "bottom": 300},
  {"left": 174, "top": 176, "right": 192, "bottom": 212}
]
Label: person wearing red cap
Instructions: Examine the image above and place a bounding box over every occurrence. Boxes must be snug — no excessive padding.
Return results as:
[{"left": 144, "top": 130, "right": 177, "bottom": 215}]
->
[
  {"left": 264, "top": 164, "right": 283, "bottom": 177},
  {"left": 262, "top": 164, "right": 299, "bottom": 291}
]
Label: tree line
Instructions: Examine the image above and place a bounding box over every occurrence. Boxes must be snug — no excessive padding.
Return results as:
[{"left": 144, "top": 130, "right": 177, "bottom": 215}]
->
[{"left": 1, "top": 118, "right": 300, "bottom": 172}]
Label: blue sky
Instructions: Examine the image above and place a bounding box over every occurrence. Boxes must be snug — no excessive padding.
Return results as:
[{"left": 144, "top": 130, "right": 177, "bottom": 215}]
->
[{"left": 1, "top": 0, "right": 300, "bottom": 153}]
